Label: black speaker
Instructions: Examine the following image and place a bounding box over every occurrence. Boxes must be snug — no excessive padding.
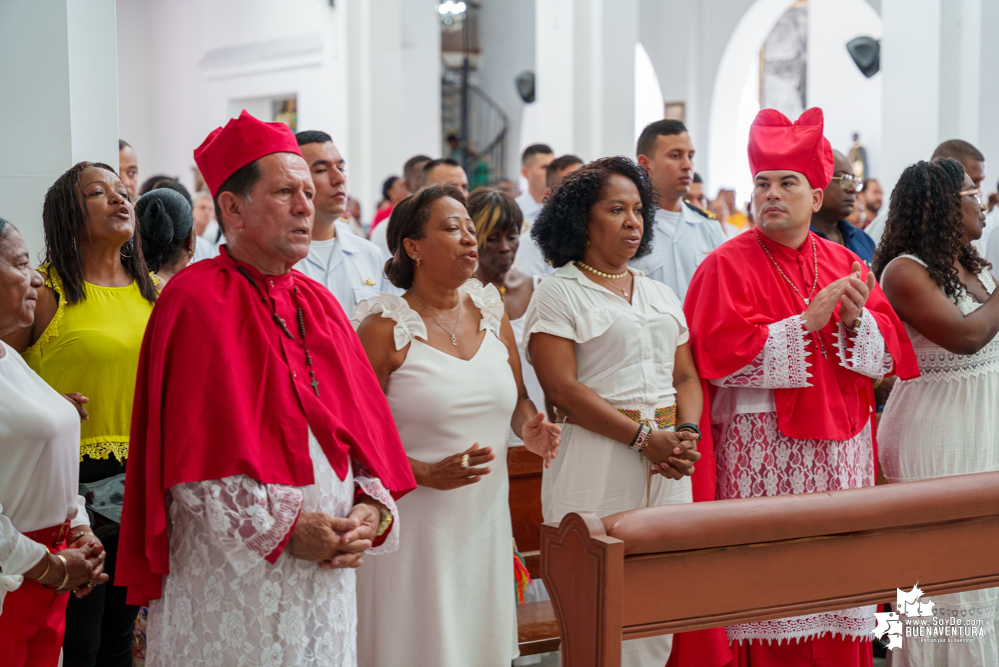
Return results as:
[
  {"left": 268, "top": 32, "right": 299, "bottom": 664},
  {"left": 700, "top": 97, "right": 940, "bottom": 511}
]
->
[
  {"left": 515, "top": 71, "right": 535, "bottom": 104},
  {"left": 847, "top": 36, "right": 880, "bottom": 78}
]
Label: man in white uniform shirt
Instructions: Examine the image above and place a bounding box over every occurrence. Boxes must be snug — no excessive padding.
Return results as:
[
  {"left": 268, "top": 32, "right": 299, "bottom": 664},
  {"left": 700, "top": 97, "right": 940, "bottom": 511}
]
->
[
  {"left": 516, "top": 154, "right": 583, "bottom": 277},
  {"left": 515, "top": 143, "right": 554, "bottom": 227},
  {"left": 630, "top": 120, "right": 726, "bottom": 299},
  {"left": 293, "top": 130, "right": 393, "bottom": 315}
]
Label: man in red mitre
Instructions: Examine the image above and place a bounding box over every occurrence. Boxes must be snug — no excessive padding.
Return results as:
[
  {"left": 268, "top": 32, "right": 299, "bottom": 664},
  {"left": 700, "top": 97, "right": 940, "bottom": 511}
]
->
[
  {"left": 117, "top": 110, "right": 416, "bottom": 665},
  {"left": 670, "top": 108, "right": 918, "bottom": 666}
]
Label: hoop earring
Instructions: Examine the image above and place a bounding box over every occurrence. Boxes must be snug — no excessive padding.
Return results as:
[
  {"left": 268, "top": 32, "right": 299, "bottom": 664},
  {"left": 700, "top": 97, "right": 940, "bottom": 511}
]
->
[{"left": 120, "top": 239, "right": 135, "bottom": 259}]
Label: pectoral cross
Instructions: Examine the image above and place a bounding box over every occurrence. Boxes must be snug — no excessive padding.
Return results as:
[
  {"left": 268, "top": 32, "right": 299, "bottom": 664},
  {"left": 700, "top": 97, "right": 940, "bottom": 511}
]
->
[{"left": 310, "top": 373, "right": 320, "bottom": 397}]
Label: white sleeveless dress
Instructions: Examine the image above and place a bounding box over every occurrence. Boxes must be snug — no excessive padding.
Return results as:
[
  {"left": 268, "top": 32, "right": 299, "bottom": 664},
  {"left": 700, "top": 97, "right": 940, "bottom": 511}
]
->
[
  {"left": 878, "top": 254, "right": 999, "bottom": 666},
  {"left": 354, "top": 280, "right": 520, "bottom": 667}
]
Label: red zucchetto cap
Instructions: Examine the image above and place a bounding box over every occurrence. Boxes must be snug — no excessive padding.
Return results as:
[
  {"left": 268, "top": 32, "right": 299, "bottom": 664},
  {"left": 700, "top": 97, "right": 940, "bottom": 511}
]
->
[
  {"left": 193, "top": 110, "right": 302, "bottom": 197},
  {"left": 748, "top": 107, "right": 834, "bottom": 190}
]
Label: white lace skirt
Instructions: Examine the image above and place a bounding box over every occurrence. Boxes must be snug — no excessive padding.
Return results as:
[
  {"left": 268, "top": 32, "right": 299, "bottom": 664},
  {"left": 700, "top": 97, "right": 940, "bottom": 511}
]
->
[
  {"left": 879, "top": 372, "right": 999, "bottom": 666},
  {"left": 713, "top": 412, "right": 876, "bottom": 644}
]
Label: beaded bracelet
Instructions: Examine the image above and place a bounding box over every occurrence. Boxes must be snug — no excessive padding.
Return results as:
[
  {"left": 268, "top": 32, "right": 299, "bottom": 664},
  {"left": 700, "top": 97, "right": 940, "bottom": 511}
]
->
[
  {"left": 676, "top": 423, "right": 701, "bottom": 441},
  {"left": 629, "top": 424, "right": 652, "bottom": 452}
]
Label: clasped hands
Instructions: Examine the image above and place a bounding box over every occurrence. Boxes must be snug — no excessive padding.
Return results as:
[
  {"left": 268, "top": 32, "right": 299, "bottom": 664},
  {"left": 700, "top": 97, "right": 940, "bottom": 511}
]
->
[
  {"left": 801, "top": 261, "right": 876, "bottom": 333},
  {"left": 644, "top": 430, "right": 701, "bottom": 479},
  {"left": 29, "top": 531, "right": 108, "bottom": 599},
  {"left": 290, "top": 502, "right": 383, "bottom": 570}
]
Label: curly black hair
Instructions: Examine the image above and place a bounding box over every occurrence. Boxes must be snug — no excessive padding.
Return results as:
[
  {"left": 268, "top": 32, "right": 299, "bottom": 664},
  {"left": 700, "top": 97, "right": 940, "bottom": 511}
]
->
[
  {"left": 531, "top": 156, "right": 658, "bottom": 268},
  {"left": 873, "top": 158, "right": 989, "bottom": 300}
]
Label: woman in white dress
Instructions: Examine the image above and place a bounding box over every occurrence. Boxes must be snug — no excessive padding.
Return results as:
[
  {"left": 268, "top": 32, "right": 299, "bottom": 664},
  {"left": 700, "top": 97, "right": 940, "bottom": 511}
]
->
[
  {"left": 353, "top": 184, "right": 560, "bottom": 667},
  {"left": 524, "top": 157, "right": 702, "bottom": 667},
  {"left": 876, "top": 158, "right": 999, "bottom": 666},
  {"left": 0, "top": 221, "right": 107, "bottom": 666}
]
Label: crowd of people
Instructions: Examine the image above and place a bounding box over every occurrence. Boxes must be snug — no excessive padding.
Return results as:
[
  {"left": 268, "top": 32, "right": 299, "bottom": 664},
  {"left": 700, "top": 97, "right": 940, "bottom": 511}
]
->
[{"left": 0, "top": 100, "right": 996, "bottom": 667}]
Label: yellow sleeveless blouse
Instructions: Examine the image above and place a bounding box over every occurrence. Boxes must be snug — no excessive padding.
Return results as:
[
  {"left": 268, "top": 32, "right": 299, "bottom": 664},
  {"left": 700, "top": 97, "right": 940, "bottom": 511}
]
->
[{"left": 23, "top": 265, "right": 155, "bottom": 462}]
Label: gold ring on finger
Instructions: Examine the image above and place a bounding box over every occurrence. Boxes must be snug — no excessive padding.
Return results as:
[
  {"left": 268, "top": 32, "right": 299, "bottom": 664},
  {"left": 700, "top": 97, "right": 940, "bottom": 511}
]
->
[{"left": 460, "top": 454, "right": 470, "bottom": 469}]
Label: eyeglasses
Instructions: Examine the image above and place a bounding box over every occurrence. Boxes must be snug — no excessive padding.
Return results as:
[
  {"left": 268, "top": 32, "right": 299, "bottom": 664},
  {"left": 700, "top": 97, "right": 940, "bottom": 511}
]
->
[
  {"left": 959, "top": 188, "right": 984, "bottom": 206},
  {"left": 830, "top": 174, "right": 863, "bottom": 192}
]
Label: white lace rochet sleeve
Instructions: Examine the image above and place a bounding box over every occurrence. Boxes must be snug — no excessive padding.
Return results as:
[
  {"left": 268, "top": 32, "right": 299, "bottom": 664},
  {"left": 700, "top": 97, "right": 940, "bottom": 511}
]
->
[
  {"left": 712, "top": 315, "right": 812, "bottom": 388},
  {"left": 835, "top": 307, "right": 893, "bottom": 379},
  {"left": 168, "top": 476, "right": 304, "bottom": 576}
]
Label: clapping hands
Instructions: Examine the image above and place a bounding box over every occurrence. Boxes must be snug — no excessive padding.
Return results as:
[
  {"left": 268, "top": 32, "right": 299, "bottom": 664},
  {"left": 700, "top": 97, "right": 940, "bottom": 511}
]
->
[{"left": 802, "top": 261, "right": 875, "bottom": 332}]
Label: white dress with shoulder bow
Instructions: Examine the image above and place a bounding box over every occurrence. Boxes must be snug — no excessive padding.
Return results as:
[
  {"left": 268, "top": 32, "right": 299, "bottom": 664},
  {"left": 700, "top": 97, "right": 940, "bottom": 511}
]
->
[{"left": 353, "top": 281, "right": 520, "bottom": 667}]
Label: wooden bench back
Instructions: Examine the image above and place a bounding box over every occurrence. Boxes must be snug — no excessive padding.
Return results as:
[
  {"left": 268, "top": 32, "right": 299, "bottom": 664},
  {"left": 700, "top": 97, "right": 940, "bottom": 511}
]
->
[{"left": 541, "top": 471, "right": 999, "bottom": 667}]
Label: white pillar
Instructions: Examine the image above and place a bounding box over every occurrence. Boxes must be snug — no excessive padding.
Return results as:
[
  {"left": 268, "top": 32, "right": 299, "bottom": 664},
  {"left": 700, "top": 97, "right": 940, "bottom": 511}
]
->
[
  {"left": 0, "top": 0, "right": 119, "bottom": 259},
  {"left": 533, "top": 0, "right": 638, "bottom": 161},
  {"left": 346, "top": 0, "right": 440, "bottom": 219},
  {"left": 881, "top": 0, "right": 996, "bottom": 192}
]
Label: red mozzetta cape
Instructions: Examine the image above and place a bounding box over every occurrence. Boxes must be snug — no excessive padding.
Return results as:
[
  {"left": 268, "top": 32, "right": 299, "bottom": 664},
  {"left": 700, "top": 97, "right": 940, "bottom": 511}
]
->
[
  {"left": 682, "top": 230, "right": 919, "bottom": 504},
  {"left": 117, "top": 248, "right": 416, "bottom": 606}
]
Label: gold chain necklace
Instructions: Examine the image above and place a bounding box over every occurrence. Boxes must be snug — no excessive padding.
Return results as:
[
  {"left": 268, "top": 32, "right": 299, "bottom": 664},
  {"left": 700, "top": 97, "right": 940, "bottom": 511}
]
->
[
  {"left": 411, "top": 291, "right": 462, "bottom": 346},
  {"left": 576, "top": 261, "right": 628, "bottom": 280}
]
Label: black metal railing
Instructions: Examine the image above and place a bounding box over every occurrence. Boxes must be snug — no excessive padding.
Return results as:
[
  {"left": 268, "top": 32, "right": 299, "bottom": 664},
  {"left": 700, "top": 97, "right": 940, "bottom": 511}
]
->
[{"left": 442, "top": 66, "right": 509, "bottom": 189}]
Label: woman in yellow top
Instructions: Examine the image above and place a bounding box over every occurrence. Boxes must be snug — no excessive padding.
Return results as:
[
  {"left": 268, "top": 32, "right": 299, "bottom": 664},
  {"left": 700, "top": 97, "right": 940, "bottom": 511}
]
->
[{"left": 3, "top": 161, "right": 157, "bottom": 667}]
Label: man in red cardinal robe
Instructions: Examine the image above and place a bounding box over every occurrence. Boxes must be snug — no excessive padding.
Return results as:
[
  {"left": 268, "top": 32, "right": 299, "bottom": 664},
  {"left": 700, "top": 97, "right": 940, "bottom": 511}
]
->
[
  {"left": 669, "top": 108, "right": 918, "bottom": 667},
  {"left": 116, "top": 110, "right": 416, "bottom": 666}
]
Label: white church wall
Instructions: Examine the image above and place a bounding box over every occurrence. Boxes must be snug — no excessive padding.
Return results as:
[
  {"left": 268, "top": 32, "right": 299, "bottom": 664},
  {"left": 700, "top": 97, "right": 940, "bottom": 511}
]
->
[
  {"left": 0, "top": 0, "right": 119, "bottom": 259},
  {"left": 478, "top": 0, "right": 535, "bottom": 180},
  {"left": 116, "top": 0, "right": 345, "bottom": 195},
  {"left": 116, "top": 0, "right": 440, "bottom": 216},
  {"left": 807, "top": 0, "right": 883, "bottom": 178}
]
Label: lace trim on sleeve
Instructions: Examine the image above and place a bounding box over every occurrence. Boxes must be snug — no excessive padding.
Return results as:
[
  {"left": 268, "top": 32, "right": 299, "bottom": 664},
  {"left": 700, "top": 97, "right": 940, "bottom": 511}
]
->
[
  {"left": 169, "top": 476, "right": 304, "bottom": 577},
  {"left": 352, "top": 459, "right": 400, "bottom": 555},
  {"left": 24, "top": 265, "right": 66, "bottom": 357},
  {"left": 835, "top": 308, "right": 893, "bottom": 379},
  {"left": 711, "top": 315, "right": 811, "bottom": 388},
  {"left": 351, "top": 294, "right": 427, "bottom": 351},
  {"left": 461, "top": 279, "right": 505, "bottom": 337}
]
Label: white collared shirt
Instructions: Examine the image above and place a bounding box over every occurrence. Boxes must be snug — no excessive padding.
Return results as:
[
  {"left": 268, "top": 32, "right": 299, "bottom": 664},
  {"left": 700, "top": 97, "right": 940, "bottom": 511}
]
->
[
  {"left": 294, "top": 221, "right": 399, "bottom": 315},
  {"left": 193, "top": 235, "right": 219, "bottom": 263},
  {"left": 629, "top": 204, "right": 727, "bottom": 300},
  {"left": 369, "top": 220, "right": 390, "bottom": 257},
  {"left": 0, "top": 342, "right": 89, "bottom": 611},
  {"left": 522, "top": 263, "right": 688, "bottom": 412},
  {"left": 515, "top": 191, "right": 544, "bottom": 229},
  {"left": 515, "top": 229, "right": 556, "bottom": 277}
]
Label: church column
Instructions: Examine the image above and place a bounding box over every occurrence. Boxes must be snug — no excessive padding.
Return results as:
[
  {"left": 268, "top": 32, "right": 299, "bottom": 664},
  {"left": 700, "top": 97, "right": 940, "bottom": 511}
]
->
[
  {"left": 533, "top": 0, "right": 639, "bottom": 160},
  {"left": 346, "top": 0, "right": 440, "bottom": 218},
  {"left": 0, "top": 0, "right": 119, "bottom": 259},
  {"left": 881, "top": 0, "right": 998, "bottom": 191}
]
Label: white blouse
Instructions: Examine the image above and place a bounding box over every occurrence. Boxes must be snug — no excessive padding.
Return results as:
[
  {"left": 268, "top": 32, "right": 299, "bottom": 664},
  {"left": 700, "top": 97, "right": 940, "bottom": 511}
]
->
[
  {"left": 0, "top": 341, "right": 88, "bottom": 613},
  {"left": 522, "top": 263, "right": 689, "bottom": 412}
]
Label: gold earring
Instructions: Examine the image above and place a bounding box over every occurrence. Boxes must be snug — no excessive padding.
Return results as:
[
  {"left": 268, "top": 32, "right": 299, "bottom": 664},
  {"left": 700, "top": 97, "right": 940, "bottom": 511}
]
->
[
  {"left": 585, "top": 238, "right": 591, "bottom": 247},
  {"left": 415, "top": 257, "right": 421, "bottom": 267}
]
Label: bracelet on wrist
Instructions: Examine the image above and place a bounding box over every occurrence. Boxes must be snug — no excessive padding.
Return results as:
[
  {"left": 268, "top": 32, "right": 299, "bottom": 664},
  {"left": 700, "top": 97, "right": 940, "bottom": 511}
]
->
[
  {"left": 36, "top": 553, "right": 53, "bottom": 584},
  {"left": 44, "top": 554, "right": 69, "bottom": 591},
  {"left": 676, "top": 423, "right": 701, "bottom": 440},
  {"left": 629, "top": 423, "right": 652, "bottom": 452}
]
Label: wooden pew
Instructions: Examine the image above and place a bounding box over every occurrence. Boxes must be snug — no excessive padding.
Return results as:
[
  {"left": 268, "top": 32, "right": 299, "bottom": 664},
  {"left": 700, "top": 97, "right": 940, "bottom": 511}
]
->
[
  {"left": 508, "top": 446, "right": 560, "bottom": 655},
  {"left": 541, "top": 471, "right": 999, "bottom": 667}
]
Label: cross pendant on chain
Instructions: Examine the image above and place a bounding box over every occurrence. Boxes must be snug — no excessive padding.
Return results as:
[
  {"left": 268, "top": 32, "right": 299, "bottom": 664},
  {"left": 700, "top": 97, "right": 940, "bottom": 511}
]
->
[{"left": 310, "top": 376, "right": 320, "bottom": 396}]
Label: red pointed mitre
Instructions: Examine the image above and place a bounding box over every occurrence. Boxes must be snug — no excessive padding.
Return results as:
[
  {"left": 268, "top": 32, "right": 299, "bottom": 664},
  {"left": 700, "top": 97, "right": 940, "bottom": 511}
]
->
[
  {"left": 748, "top": 107, "right": 834, "bottom": 190},
  {"left": 194, "top": 110, "right": 302, "bottom": 197}
]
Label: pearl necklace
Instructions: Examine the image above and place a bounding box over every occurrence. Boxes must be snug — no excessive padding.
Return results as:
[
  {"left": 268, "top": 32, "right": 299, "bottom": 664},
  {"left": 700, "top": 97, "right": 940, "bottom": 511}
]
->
[{"left": 576, "top": 261, "right": 629, "bottom": 279}]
